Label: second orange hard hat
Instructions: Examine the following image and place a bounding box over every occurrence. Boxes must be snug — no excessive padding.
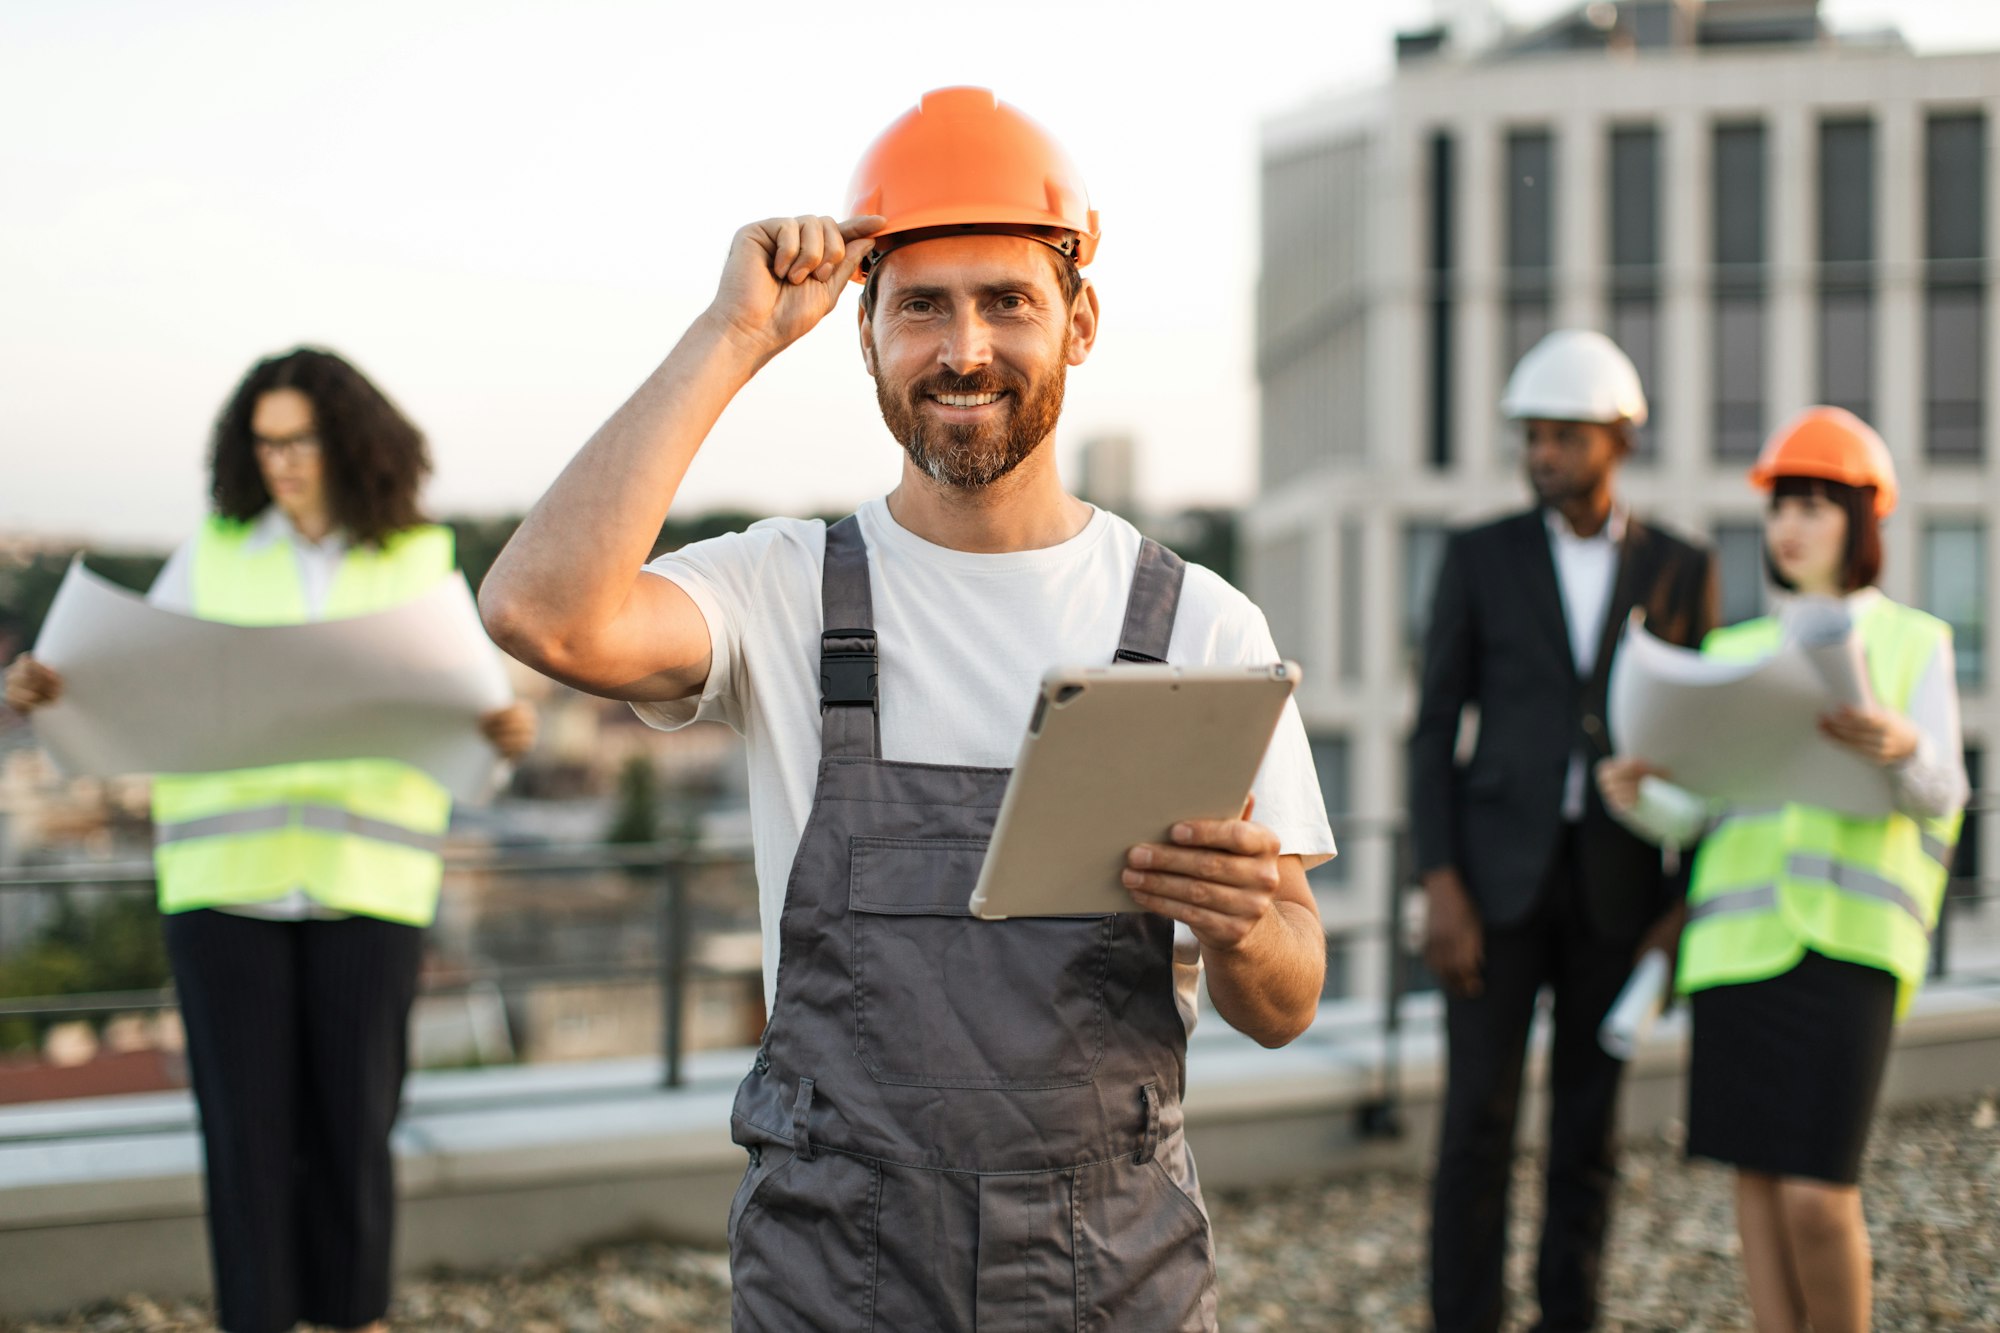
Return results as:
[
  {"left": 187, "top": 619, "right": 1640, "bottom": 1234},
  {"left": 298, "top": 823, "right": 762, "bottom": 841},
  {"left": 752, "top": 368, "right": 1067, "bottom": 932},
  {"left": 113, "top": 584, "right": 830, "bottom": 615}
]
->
[
  {"left": 845, "top": 87, "right": 1100, "bottom": 282},
  {"left": 1748, "top": 406, "right": 1899, "bottom": 517}
]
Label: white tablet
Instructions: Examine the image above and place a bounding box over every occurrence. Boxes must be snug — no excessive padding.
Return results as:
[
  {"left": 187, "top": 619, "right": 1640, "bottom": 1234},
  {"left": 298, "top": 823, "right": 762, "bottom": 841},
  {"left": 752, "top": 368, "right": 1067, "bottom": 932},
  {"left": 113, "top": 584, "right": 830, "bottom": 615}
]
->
[{"left": 968, "top": 662, "right": 1300, "bottom": 920}]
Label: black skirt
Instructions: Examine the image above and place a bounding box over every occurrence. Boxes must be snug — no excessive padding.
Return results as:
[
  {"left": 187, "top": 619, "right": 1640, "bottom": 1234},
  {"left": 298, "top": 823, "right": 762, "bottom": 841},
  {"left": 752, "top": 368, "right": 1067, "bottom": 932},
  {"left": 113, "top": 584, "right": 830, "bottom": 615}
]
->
[{"left": 1686, "top": 949, "right": 1897, "bottom": 1185}]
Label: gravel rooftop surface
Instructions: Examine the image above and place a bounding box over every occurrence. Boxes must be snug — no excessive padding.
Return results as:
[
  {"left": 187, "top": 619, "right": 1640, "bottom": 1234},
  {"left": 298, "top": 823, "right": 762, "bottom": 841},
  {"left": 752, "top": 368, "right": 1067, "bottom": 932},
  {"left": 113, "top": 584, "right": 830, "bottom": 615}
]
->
[{"left": 11, "top": 1091, "right": 1997, "bottom": 1333}]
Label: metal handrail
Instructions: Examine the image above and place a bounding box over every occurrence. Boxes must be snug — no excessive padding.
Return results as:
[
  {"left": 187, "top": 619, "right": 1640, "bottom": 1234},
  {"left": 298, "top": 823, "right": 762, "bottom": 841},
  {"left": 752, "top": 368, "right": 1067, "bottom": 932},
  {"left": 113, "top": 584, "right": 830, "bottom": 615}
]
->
[
  {"left": 2, "top": 819, "right": 1996, "bottom": 1117},
  {"left": 0, "top": 840, "right": 740, "bottom": 1089}
]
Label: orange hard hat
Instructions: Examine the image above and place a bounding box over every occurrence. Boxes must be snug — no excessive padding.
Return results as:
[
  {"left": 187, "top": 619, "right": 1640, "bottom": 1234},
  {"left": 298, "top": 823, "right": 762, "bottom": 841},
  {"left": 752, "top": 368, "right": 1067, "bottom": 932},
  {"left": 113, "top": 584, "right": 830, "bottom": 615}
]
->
[
  {"left": 1748, "top": 406, "right": 1899, "bottom": 517},
  {"left": 845, "top": 87, "right": 1099, "bottom": 283}
]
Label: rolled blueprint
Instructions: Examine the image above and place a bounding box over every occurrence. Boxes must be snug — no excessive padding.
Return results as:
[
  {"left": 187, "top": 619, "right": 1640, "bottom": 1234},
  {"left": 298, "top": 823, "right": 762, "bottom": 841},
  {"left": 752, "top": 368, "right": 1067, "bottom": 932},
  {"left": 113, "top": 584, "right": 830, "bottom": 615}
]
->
[
  {"left": 1599, "top": 948, "right": 1671, "bottom": 1062},
  {"left": 1789, "top": 596, "right": 1874, "bottom": 710},
  {"left": 30, "top": 559, "right": 513, "bottom": 802}
]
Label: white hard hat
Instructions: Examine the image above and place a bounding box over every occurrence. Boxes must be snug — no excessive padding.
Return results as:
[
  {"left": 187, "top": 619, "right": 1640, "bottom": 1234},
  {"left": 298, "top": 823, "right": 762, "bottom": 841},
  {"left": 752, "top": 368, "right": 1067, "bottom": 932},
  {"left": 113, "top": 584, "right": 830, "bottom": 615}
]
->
[{"left": 1499, "top": 328, "right": 1649, "bottom": 426}]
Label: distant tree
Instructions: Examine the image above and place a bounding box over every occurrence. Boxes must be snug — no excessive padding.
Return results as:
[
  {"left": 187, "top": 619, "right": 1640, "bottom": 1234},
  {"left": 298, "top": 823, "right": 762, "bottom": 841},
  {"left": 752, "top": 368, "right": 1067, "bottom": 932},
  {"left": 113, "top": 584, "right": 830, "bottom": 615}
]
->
[
  {"left": 445, "top": 516, "right": 521, "bottom": 593},
  {"left": 1141, "top": 508, "right": 1239, "bottom": 586},
  {"left": 0, "top": 893, "right": 170, "bottom": 1053},
  {"left": 605, "top": 754, "right": 660, "bottom": 844},
  {"left": 445, "top": 509, "right": 777, "bottom": 597},
  {"left": 0, "top": 550, "right": 166, "bottom": 651}
]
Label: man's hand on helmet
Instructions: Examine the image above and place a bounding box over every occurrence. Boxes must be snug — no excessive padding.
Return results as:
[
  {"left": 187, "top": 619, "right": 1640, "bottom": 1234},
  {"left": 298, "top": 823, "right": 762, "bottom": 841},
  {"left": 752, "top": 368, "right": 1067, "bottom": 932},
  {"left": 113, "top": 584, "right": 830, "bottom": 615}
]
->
[{"left": 706, "top": 213, "right": 886, "bottom": 365}]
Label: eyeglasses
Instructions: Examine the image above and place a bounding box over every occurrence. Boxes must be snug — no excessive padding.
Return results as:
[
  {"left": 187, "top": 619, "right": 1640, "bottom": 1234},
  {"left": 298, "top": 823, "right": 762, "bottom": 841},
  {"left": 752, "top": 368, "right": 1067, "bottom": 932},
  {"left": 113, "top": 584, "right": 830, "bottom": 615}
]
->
[{"left": 252, "top": 432, "right": 322, "bottom": 459}]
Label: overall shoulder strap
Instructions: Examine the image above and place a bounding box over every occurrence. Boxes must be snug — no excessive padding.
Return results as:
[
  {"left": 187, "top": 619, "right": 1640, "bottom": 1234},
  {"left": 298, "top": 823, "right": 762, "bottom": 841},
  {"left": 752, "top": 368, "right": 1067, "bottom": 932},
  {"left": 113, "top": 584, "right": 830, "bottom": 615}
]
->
[
  {"left": 1114, "top": 537, "right": 1187, "bottom": 665},
  {"left": 819, "top": 515, "right": 880, "bottom": 759}
]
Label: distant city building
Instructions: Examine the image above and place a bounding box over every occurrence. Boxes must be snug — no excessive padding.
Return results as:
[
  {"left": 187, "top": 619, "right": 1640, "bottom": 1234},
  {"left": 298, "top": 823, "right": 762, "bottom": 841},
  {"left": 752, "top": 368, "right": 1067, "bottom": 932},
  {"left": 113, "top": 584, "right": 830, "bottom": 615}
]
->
[
  {"left": 1078, "top": 432, "right": 1140, "bottom": 517},
  {"left": 1251, "top": 0, "right": 1999, "bottom": 1000}
]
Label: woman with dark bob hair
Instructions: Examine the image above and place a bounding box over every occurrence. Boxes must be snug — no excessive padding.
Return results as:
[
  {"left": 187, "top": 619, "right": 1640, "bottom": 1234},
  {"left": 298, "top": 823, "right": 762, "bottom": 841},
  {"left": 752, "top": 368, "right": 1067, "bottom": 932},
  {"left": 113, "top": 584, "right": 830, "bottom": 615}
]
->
[
  {"left": 1596, "top": 407, "right": 1967, "bottom": 1332},
  {"left": 7, "top": 348, "right": 536, "bottom": 1333}
]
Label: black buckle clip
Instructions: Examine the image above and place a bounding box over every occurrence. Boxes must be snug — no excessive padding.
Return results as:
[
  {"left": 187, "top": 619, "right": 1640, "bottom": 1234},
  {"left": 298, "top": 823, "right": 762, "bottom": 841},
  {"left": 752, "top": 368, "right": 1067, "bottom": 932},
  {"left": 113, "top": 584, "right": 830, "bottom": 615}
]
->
[
  {"left": 1113, "top": 648, "right": 1167, "bottom": 665},
  {"left": 820, "top": 629, "right": 878, "bottom": 709}
]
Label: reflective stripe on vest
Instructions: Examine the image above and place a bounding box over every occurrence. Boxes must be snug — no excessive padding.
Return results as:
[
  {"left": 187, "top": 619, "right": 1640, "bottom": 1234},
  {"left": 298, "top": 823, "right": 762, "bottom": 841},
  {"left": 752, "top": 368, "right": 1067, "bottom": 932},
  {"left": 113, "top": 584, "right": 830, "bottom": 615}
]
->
[
  {"left": 1686, "top": 854, "right": 1930, "bottom": 936},
  {"left": 153, "top": 802, "right": 447, "bottom": 855},
  {"left": 1921, "top": 830, "right": 1955, "bottom": 868},
  {"left": 150, "top": 516, "right": 457, "bottom": 925}
]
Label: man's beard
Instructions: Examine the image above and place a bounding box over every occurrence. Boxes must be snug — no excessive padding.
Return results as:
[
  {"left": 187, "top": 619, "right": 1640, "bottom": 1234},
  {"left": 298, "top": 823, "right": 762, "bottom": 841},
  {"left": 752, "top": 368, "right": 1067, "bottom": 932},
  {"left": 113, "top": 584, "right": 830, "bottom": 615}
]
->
[{"left": 875, "top": 354, "right": 1068, "bottom": 490}]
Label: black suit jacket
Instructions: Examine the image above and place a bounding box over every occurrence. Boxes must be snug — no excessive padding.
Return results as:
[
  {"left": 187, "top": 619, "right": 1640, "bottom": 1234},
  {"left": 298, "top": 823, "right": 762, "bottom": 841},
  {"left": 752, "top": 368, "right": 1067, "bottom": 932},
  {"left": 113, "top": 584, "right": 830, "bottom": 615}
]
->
[{"left": 1408, "top": 508, "right": 1718, "bottom": 939}]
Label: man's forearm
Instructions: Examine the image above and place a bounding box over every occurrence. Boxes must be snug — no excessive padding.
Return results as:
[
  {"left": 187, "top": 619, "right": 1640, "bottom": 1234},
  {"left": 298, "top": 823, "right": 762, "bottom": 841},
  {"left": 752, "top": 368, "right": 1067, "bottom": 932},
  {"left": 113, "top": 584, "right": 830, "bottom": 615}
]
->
[
  {"left": 1203, "top": 899, "right": 1325, "bottom": 1048},
  {"left": 481, "top": 313, "right": 765, "bottom": 644}
]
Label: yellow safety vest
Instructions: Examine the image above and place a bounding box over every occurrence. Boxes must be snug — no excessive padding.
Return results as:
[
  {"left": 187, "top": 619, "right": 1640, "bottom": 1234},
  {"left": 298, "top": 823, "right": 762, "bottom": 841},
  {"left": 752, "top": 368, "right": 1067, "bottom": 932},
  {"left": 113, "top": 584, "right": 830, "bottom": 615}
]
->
[
  {"left": 1677, "top": 595, "right": 1964, "bottom": 1019},
  {"left": 150, "top": 516, "right": 458, "bottom": 926}
]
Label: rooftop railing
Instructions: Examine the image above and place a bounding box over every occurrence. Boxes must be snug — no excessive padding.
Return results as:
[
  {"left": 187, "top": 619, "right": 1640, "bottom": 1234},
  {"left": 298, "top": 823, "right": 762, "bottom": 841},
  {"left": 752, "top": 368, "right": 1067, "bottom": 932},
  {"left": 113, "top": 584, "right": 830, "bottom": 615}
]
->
[{"left": 1, "top": 807, "right": 1994, "bottom": 1133}]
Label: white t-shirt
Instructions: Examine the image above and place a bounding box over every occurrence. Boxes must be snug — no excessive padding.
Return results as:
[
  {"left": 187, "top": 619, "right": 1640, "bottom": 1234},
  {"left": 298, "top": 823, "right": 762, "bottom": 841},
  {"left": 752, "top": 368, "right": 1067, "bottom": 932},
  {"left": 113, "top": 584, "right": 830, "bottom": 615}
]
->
[{"left": 633, "top": 497, "right": 1337, "bottom": 1032}]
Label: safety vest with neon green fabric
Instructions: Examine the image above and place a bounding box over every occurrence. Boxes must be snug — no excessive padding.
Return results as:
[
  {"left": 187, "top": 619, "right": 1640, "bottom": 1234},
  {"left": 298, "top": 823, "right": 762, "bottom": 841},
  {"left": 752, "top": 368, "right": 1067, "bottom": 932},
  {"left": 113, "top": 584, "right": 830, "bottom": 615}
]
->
[
  {"left": 150, "top": 516, "right": 458, "bottom": 926},
  {"left": 1676, "top": 594, "right": 1963, "bottom": 1019}
]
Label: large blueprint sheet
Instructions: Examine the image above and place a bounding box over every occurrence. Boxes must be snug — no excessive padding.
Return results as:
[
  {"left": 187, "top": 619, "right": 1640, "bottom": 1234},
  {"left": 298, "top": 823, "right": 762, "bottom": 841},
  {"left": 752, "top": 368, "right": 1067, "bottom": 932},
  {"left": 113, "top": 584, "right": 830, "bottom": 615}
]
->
[
  {"left": 1606, "top": 604, "right": 1893, "bottom": 818},
  {"left": 30, "top": 561, "right": 513, "bottom": 802}
]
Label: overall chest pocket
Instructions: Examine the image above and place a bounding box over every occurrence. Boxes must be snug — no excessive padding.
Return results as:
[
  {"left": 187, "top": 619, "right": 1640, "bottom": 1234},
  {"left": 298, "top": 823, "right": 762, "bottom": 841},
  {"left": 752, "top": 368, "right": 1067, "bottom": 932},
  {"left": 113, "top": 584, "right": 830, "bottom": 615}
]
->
[{"left": 848, "top": 836, "right": 1113, "bottom": 1090}]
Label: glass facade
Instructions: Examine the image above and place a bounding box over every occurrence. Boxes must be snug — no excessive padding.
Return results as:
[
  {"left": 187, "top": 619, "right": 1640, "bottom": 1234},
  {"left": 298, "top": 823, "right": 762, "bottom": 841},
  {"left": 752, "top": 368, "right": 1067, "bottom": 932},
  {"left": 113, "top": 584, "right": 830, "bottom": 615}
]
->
[
  {"left": 1505, "top": 129, "right": 1556, "bottom": 375},
  {"left": 1258, "top": 134, "right": 1372, "bottom": 485},
  {"left": 1403, "top": 522, "right": 1452, "bottom": 664},
  {"left": 1715, "top": 521, "right": 1768, "bottom": 626},
  {"left": 1429, "top": 131, "right": 1455, "bottom": 471},
  {"left": 1953, "top": 747, "right": 1982, "bottom": 900},
  {"left": 1609, "top": 125, "right": 1662, "bottom": 460},
  {"left": 1309, "top": 735, "right": 1352, "bottom": 889},
  {"left": 1925, "top": 113, "right": 1986, "bottom": 462},
  {"left": 1923, "top": 520, "right": 1987, "bottom": 688},
  {"left": 1339, "top": 518, "right": 1365, "bottom": 684},
  {"left": 1255, "top": 530, "right": 1313, "bottom": 682},
  {"left": 1713, "top": 122, "right": 1768, "bottom": 459},
  {"left": 1818, "top": 118, "right": 1875, "bottom": 422}
]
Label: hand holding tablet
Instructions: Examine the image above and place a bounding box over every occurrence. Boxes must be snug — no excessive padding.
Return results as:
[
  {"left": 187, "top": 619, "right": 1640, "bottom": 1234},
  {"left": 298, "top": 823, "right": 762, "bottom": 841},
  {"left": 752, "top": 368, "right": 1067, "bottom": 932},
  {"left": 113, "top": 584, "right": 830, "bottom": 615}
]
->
[{"left": 969, "top": 662, "right": 1300, "bottom": 920}]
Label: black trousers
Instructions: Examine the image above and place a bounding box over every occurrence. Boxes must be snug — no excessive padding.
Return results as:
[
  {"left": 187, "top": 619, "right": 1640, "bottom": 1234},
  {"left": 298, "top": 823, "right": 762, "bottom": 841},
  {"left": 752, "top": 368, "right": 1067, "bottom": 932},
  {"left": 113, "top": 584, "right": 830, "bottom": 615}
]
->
[
  {"left": 1429, "top": 827, "right": 1646, "bottom": 1333},
  {"left": 165, "top": 908, "right": 423, "bottom": 1333}
]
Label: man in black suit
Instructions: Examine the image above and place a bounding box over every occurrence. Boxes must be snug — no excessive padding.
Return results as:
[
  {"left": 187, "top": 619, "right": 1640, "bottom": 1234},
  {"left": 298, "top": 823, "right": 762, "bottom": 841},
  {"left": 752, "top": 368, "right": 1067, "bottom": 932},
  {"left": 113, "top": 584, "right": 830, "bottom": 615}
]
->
[{"left": 1411, "top": 330, "right": 1717, "bottom": 1333}]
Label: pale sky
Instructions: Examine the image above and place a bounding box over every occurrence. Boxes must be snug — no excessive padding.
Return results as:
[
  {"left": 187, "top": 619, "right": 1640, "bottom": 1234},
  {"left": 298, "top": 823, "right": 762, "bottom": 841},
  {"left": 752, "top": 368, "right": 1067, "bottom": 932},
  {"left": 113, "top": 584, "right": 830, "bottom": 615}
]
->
[{"left": 3, "top": 0, "right": 1996, "bottom": 546}]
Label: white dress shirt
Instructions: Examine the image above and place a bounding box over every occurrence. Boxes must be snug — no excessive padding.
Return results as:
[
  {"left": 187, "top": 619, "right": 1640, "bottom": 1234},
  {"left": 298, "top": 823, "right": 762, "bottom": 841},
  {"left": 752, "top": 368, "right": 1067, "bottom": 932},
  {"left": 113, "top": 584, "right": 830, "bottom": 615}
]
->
[
  {"left": 149, "top": 508, "right": 351, "bottom": 920},
  {"left": 1546, "top": 505, "right": 1626, "bottom": 821}
]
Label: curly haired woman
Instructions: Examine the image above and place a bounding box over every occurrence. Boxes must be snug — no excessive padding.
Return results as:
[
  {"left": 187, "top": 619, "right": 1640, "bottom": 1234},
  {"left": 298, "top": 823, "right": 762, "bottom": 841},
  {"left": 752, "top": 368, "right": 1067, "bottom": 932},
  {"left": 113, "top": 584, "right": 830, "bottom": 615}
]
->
[{"left": 7, "top": 348, "right": 535, "bottom": 1333}]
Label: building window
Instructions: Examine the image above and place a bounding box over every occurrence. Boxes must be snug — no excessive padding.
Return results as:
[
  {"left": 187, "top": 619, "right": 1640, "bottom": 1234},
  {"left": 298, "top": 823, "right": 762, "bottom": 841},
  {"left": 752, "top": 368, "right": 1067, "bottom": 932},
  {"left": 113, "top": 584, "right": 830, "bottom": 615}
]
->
[
  {"left": 1923, "top": 520, "right": 1986, "bottom": 688},
  {"left": 1429, "top": 131, "right": 1456, "bottom": 471},
  {"left": 1403, "top": 522, "right": 1452, "bottom": 663},
  {"left": 1952, "top": 746, "right": 1982, "bottom": 904},
  {"left": 1926, "top": 286, "right": 1986, "bottom": 462},
  {"left": 1309, "top": 734, "right": 1352, "bottom": 889},
  {"left": 1712, "top": 123, "right": 1768, "bottom": 459},
  {"left": 1255, "top": 531, "right": 1312, "bottom": 679},
  {"left": 1322, "top": 934, "right": 1353, "bottom": 1000},
  {"left": 1610, "top": 294, "right": 1660, "bottom": 459},
  {"left": 1714, "top": 294, "right": 1767, "bottom": 459},
  {"left": 1818, "top": 118, "right": 1875, "bottom": 422},
  {"left": 1609, "top": 125, "right": 1662, "bottom": 460},
  {"left": 1258, "top": 135, "right": 1372, "bottom": 485},
  {"left": 1715, "top": 521, "right": 1767, "bottom": 626},
  {"left": 1505, "top": 128, "right": 1555, "bottom": 375},
  {"left": 1820, "top": 290, "right": 1875, "bottom": 422},
  {"left": 1925, "top": 113, "right": 1986, "bottom": 463},
  {"left": 1338, "top": 518, "right": 1365, "bottom": 683}
]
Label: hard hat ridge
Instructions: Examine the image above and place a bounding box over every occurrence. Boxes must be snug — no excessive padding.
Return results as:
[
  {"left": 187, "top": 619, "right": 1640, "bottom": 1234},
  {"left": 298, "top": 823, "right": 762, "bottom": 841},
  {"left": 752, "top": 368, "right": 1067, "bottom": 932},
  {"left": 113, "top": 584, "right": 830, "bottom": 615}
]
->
[
  {"left": 1749, "top": 406, "right": 1899, "bottom": 517},
  {"left": 1499, "top": 329, "right": 1650, "bottom": 426},
  {"left": 845, "top": 86, "right": 1101, "bottom": 283}
]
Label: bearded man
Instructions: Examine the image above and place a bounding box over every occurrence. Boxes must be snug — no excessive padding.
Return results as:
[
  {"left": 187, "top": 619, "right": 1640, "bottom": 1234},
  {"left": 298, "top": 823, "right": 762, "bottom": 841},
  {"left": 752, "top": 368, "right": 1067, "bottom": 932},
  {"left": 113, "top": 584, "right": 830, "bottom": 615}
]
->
[{"left": 479, "top": 88, "right": 1335, "bottom": 1331}]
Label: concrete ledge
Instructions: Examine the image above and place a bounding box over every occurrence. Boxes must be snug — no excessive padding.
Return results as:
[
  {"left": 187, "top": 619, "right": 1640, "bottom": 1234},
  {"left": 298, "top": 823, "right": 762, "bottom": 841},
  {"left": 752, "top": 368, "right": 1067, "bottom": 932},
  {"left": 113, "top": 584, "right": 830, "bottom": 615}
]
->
[{"left": 4, "top": 981, "right": 1998, "bottom": 1318}]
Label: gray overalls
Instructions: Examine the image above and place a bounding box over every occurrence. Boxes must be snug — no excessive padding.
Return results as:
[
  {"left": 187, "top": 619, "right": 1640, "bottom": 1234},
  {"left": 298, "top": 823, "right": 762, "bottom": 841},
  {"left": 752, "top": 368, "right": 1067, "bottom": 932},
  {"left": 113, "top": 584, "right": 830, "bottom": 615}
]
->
[{"left": 726, "top": 515, "right": 1217, "bottom": 1332}]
